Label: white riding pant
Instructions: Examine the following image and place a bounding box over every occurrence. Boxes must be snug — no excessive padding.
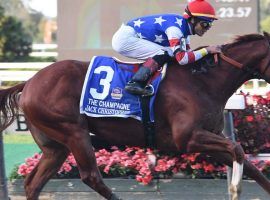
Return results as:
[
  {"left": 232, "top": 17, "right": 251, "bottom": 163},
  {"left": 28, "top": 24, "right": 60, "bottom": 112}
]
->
[{"left": 112, "top": 24, "right": 173, "bottom": 60}]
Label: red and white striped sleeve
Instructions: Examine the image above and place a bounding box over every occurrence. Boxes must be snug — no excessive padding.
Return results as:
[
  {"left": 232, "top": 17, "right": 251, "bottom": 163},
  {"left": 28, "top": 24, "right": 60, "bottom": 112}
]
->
[{"left": 166, "top": 27, "right": 208, "bottom": 65}]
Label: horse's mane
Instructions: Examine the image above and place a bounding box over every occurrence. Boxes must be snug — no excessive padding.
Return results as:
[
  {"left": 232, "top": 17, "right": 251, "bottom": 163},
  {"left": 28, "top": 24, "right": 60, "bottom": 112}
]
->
[{"left": 223, "top": 33, "right": 265, "bottom": 50}]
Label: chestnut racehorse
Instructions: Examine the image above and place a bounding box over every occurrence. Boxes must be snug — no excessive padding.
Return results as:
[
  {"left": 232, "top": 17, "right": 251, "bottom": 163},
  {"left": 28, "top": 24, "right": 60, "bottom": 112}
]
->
[{"left": 1, "top": 32, "right": 270, "bottom": 200}]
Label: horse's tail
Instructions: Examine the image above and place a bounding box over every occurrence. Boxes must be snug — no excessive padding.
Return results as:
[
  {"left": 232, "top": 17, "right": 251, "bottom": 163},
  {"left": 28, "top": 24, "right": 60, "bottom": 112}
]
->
[{"left": 0, "top": 83, "right": 26, "bottom": 131}]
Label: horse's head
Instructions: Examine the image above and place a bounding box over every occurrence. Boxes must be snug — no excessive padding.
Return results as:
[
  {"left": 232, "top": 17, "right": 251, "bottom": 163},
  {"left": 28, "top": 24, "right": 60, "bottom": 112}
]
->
[
  {"left": 261, "top": 32, "right": 270, "bottom": 82},
  {"left": 221, "top": 32, "right": 270, "bottom": 83}
]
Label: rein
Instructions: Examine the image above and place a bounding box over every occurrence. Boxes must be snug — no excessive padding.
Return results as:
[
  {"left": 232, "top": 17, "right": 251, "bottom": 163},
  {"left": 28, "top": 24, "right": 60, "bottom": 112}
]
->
[
  {"left": 214, "top": 53, "right": 243, "bottom": 69},
  {"left": 214, "top": 53, "right": 265, "bottom": 79}
]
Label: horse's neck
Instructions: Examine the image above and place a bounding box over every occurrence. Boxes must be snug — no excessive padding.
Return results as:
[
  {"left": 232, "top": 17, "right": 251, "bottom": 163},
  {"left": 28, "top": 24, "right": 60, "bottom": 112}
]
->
[
  {"left": 207, "top": 38, "right": 268, "bottom": 101},
  {"left": 198, "top": 63, "right": 250, "bottom": 102}
]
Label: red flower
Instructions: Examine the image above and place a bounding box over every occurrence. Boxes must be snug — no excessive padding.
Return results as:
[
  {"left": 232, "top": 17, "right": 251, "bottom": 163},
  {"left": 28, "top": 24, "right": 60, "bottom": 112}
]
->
[
  {"left": 180, "top": 163, "right": 187, "bottom": 169},
  {"left": 136, "top": 174, "right": 153, "bottom": 185},
  {"left": 202, "top": 162, "right": 215, "bottom": 173},
  {"left": 191, "top": 163, "right": 202, "bottom": 170},
  {"left": 264, "top": 143, "right": 270, "bottom": 148},
  {"left": 246, "top": 115, "right": 254, "bottom": 122}
]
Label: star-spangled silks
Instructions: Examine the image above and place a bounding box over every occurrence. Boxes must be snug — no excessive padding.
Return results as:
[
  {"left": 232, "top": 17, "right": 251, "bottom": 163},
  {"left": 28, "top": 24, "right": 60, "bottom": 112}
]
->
[{"left": 127, "top": 14, "right": 192, "bottom": 47}]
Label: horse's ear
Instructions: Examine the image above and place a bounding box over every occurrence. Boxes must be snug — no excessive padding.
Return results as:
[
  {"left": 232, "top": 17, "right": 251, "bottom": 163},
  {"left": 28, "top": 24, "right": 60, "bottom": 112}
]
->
[{"left": 263, "top": 31, "right": 270, "bottom": 41}]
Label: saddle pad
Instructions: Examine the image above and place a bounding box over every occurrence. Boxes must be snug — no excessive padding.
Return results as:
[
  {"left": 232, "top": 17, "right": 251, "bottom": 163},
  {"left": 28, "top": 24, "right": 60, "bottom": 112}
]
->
[{"left": 79, "top": 56, "right": 162, "bottom": 121}]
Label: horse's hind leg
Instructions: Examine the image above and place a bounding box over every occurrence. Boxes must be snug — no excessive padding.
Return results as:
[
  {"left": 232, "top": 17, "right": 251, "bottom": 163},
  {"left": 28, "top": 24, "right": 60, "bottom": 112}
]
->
[
  {"left": 24, "top": 124, "right": 69, "bottom": 200},
  {"left": 64, "top": 127, "right": 121, "bottom": 200},
  {"left": 24, "top": 147, "right": 68, "bottom": 200}
]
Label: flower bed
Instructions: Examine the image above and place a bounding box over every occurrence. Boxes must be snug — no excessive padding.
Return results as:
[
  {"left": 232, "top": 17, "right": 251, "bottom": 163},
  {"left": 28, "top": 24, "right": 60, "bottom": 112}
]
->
[
  {"left": 11, "top": 146, "right": 270, "bottom": 185},
  {"left": 233, "top": 93, "right": 270, "bottom": 154}
]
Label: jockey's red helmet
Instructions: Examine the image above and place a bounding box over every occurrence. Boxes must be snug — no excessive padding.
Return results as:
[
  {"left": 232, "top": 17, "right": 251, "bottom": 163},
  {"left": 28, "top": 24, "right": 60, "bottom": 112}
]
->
[{"left": 183, "top": 0, "right": 218, "bottom": 22}]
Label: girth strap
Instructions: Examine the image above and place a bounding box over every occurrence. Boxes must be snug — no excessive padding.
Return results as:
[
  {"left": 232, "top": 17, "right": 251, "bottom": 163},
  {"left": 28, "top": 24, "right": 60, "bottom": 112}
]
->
[{"left": 140, "top": 96, "right": 156, "bottom": 148}]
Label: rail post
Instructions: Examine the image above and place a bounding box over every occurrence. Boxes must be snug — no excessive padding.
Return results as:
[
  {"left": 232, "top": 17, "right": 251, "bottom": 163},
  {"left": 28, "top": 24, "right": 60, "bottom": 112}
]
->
[
  {"left": 223, "top": 94, "right": 245, "bottom": 200},
  {"left": 0, "top": 131, "right": 9, "bottom": 200}
]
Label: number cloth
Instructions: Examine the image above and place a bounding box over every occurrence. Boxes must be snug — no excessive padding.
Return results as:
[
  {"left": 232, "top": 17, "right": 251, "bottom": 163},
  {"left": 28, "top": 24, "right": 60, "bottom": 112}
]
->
[{"left": 79, "top": 56, "right": 162, "bottom": 121}]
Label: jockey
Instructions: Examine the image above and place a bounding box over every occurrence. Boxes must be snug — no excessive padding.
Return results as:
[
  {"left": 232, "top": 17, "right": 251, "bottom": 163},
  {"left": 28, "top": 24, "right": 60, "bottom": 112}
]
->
[{"left": 112, "top": 0, "right": 221, "bottom": 96}]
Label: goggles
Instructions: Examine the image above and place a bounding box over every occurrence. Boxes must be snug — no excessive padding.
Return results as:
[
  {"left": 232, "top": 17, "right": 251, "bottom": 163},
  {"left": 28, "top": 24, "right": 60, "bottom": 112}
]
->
[{"left": 199, "top": 21, "right": 213, "bottom": 29}]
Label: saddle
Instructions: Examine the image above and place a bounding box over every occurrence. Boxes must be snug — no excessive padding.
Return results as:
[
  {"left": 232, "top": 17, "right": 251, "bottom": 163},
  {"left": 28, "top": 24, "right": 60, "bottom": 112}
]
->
[{"left": 80, "top": 56, "right": 167, "bottom": 148}]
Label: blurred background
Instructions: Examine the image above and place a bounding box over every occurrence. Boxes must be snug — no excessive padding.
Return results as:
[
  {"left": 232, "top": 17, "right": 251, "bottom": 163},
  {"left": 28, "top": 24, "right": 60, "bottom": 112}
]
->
[{"left": 1, "top": 0, "right": 270, "bottom": 62}]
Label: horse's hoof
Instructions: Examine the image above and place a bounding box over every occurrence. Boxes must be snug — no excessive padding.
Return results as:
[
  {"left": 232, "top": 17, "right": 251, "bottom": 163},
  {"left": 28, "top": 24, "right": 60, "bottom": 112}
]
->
[{"left": 229, "top": 184, "right": 241, "bottom": 200}]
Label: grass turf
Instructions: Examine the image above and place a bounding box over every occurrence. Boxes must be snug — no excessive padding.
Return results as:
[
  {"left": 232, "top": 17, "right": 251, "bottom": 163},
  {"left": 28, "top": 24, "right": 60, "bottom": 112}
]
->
[
  {"left": 4, "top": 134, "right": 36, "bottom": 144},
  {"left": 3, "top": 134, "right": 40, "bottom": 177}
]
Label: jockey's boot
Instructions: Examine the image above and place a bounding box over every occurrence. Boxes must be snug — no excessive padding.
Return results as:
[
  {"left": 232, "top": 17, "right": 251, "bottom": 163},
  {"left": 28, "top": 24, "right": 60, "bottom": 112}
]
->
[{"left": 125, "top": 57, "right": 159, "bottom": 96}]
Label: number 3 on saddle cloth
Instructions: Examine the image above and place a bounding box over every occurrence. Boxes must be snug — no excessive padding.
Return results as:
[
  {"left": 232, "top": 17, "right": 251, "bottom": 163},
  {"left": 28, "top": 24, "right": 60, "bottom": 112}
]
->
[{"left": 80, "top": 56, "right": 165, "bottom": 122}]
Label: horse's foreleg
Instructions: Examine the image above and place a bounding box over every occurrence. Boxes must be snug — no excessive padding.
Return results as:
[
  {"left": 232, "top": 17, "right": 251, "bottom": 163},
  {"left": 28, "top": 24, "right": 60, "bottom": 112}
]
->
[
  {"left": 24, "top": 145, "right": 69, "bottom": 200},
  {"left": 66, "top": 129, "right": 121, "bottom": 200},
  {"left": 186, "top": 129, "right": 245, "bottom": 200},
  {"left": 209, "top": 152, "right": 270, "bottom": 196}
]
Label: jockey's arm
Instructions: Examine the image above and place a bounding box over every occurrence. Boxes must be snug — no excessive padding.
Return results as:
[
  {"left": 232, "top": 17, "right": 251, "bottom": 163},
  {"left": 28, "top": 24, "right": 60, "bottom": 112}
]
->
[
  {"left": 173, "top": 46, "right": 208, "bottom": 65},
  {"left": 185, "top": 36, "right": 191, "bottom": 51},
  {"left": 166, "top": 27, "right": 208, "bottom": 65}
]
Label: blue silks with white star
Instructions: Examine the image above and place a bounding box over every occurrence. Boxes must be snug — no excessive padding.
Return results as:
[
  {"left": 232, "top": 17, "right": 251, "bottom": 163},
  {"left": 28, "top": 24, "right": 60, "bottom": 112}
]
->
[
  {"left": 79, "top": 56, "right": 162, "bottom": 122},
  {"left": 127, "top": 14, "right": 192, "bottom": 46}
]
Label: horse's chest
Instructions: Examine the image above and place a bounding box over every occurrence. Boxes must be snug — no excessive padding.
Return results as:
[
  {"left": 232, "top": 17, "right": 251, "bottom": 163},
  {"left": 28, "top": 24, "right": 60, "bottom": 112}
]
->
[{"left": 200, "top": 106, "right": 224, "bottom": 132}]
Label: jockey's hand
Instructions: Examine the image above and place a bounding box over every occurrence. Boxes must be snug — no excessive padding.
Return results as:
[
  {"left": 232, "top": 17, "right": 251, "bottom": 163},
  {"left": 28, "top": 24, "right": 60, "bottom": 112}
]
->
[{"left": 206, "top": 45, "right": 222, "bottom": 54}]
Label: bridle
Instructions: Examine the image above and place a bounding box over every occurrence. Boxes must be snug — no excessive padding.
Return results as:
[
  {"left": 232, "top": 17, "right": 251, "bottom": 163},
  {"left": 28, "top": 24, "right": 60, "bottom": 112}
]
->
[
  {"left": 214, "top": 53, "right": 243, "bottom": 69},
  {"left": 214, "top": 40, "right": 270, "bottom": 79}
]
